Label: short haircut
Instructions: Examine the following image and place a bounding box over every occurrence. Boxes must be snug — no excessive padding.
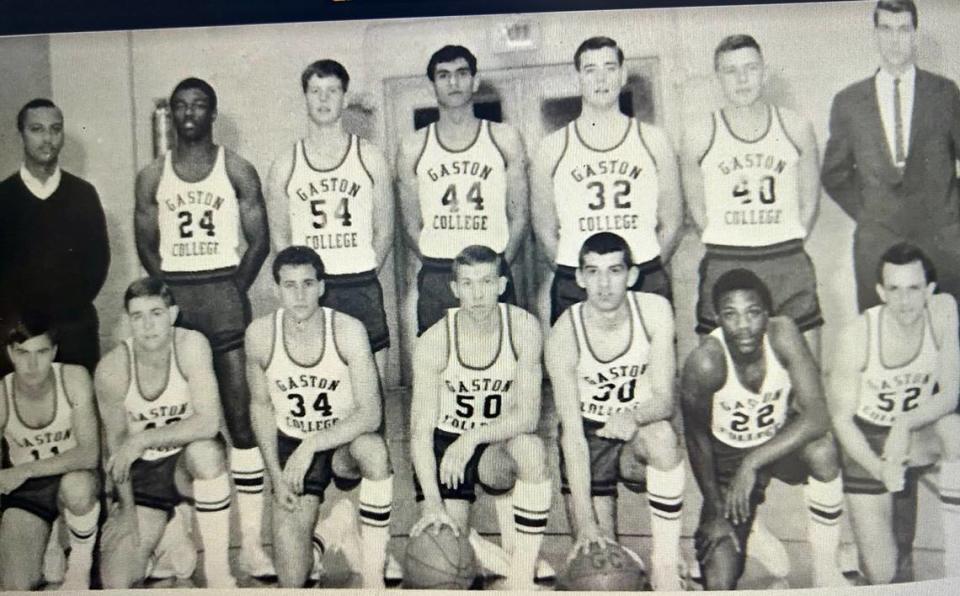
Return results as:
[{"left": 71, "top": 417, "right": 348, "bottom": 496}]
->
[
  {"left": 876, "top": 242, "right": 936, "bottom": 285},
  {"left": 452, "top": 245, "right": 500, "bottom": 277},
  {"left": 578, "top": 232, "right": 634, "bottom": 269},
  {"left": 6, "top": 312, "right": 58, "bottom": 347},
  {"left": 273, "top": 246, "right": 325, "bottom": 283},
  {"left": 711, "top": 268, "right": 774, "bottom": 314},
  {"left": 301, "top": 59, "right": 350, "bottom": 93},
  {"left": 124, "top": 277, "right": 176, "bottom": 311},
  {"left": 426, "top": 45, "right": 478, "bottom": 82},
  {"left": 17, "top": 98, "right": 59, "bottom": 133},
  {"left": 170, "top": 77, "right": 218, "bottom": 112},
  {"left": 874, "top": 0, "right": 918, "bottom": 28},
  {"left": 713, "top": 34, "right": 763, "bottom": 70},
  {"left": 573, "top": 36, "right": 624, "bottom": 71}
]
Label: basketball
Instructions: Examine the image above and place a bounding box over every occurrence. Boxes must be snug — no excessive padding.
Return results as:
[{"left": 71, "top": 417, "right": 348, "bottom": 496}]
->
[
  {"left": 403, "top": 525, "right": 476, "bottom": 589},
  {"left": 558, "top": 542, "right": 648, "bottom": 591}
]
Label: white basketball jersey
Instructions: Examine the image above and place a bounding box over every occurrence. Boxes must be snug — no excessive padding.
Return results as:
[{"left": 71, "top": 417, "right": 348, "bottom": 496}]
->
[
  {"left": 415, "top": 120, "right": 509, "bottom": 258},
  {"left": 573, "top": 293, "right": 654, "bottom": 425},
  {"left": 124, "top": 337, "right": 194, "bottom": 461},
  {"left": 286, "top": 137, "right": 377, "bottom": 275},
  {"left": 437, "top": 303, "right": 517, "bottom": 435},
  {"left": 265, "top": 308, "right": 357, "bottom": 440},
  {"left": 700, "top": 106, "right": 806, "bottom": 247},
  {"left": 156, "top": 146, "right": 242, "bottom": 273},
  {"left": 2, "top": 364, "right": 77, "bottom": 467},
  {"left": 856, "top": 306, "right": 940, "bottom": 427},
  {"left": 709, "top": 328, "right": 792, "bottom": 449},
  {"left": 553, "top": 119, "right": 660, "bottom": 267}
]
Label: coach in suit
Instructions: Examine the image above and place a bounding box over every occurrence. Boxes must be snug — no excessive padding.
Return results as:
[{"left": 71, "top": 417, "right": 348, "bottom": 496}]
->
[{"left": 822, "top": 0, "right": 960, "bottom": 311}]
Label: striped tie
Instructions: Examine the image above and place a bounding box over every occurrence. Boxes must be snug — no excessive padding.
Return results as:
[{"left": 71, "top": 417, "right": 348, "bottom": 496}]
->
[{"left": 893, "top": 77, "right": 905, "bottom": 168}]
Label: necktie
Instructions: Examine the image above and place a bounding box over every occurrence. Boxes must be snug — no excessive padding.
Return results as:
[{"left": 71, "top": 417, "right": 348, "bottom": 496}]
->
[{"left": 893, "top": 77, "right": 905, "bottom": 166}]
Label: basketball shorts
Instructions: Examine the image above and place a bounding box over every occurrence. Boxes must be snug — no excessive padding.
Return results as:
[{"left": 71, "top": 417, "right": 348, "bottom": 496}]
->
[
  {"left": 321, "top": 270, "right": 390, "bottom": 353},
  {"left": 417, "top": 256, "right": 517, "bottom": 336},
  {"left": 551, "top": 257, "right": 672, "bottom": 325},
  {"left": 0, "top": 474, "right": 61, "bottom": 523},
  {"left": 131, "top": 453, "right": 184, "bottom": 513},
  {"left": 412, "top": 429, "right": 509, "bottom": 503},
  {"left": 558, "top": 420, "right": 647, "bottom": 497},
  {"left": 696, "top": 240, "right": 823, "bottom": 334},
  {"left": 841, "top": 418, "right": 934, "bottom": 495},
  {"left": 277, "top": 432, "right": 360, "bottom": 500},
  {"left": 165, "top": 275, "right": 251, "bottom": 353}
]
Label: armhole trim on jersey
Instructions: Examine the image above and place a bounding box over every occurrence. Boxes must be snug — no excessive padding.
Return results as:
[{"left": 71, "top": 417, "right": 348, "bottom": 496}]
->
[
  {"left": 487, "top": 121, "right": 508, "bottom": 169},
  {"left": 861, "top": 311, "right": 872, "bottom": 374},
  {"left": 631, "top": 293, "right": 652, "bottom": 344},
  {"left": 172, "top": 329, "right": 187, "bottom": 382},
  {"left": 697, "top": 113, "right": 717, "bottom": 166},
  {"left": 412, "top": 125, "right": 431, "bottom": 177},
  {"left": 331, "top": 310, "right": 348, "bottom": 366},
  {"left": 567, "top": 307, "right": 582, "bottom": 361},
  {"left": 442, "top": 310, "right": 452, "bottom": 370},
  {"left": 505, "top": 305, "right": 519, "bottom": 362},
  {"left": 636, "top": 120, "right": 658, "bottom": 170},
  {"left": 775, "top": 107, "right": 803, "bottom": 157},
  {"left": 0, "top": 374, "right": 10, "bottom": 433},
  {"left": 264, "top": 311, "right": 278, "bottom": 370},
  {"left": 926, "top": 307, "right": 941, "bottom": 352},
  {"left": 356, "top": 136, "right": 375, "bottom": 186},
  {"left": 59, "top": 364, "right": 77, "bottom": 410},
  {"left": 122, "top": 340, "right": 134, "bottom": 399},
  {"left": 281, "top": 142, "right": 299, "bottom": 196},
  {"left": 549, "top": 125, "right": 570, "bottom": 179}
]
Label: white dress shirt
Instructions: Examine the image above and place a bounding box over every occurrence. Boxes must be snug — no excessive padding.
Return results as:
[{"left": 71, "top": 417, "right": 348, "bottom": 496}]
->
[
  {"left": 875, "top": 65, "right": 916, "bottom": 168},
  {"left": 19, "top": 164, "right": 62, "bottom": 200}
]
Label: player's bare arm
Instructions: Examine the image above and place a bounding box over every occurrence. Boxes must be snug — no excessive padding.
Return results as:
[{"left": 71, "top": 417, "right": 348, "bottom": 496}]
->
[
  {"left": 264, "top": 145, "right": 295, "bottom": 253},
  {"left": 134, "top": 158, "right": 166, "bottom": 278},
  {"left": 94, "top": 349, "right": 138, "bottom": 512},
  {"left": 226, "top": 150, "right": 270, "bottom": 290},
  {"left": 361, "top": 139, "right": 396, "bottom": 270},
  {"left": 679, "top": 113, "right": 713, "bottom": 235},
  {"left": 397, "top": 129, "right": 429, "bottom": 257},
  {"left": 491, "top": 122, "right": 530, "bottom": 264},
  {"left": 782, "top": 109, "right": 821, "bottom": 234},
  {"left": 529, "top": 132, "right": 565, "bottom": 266},
  {"left": 644, "top": 123, "right": 684, "bottom": 262}
]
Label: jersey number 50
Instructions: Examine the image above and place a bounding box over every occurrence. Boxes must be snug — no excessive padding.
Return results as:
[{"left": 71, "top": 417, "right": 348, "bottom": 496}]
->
[{"left": 455, "top": 393, "right": 501, "bottom": 419}]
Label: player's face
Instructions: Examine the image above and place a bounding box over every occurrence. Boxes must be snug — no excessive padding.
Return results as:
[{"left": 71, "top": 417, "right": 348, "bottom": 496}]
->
[
  {"left": 6, "top": 335, "right": 57, "bottom": 386},
  {"left": 450, "top": 261, "right": 504, "bottom": 318},
  {"left": 171, "top": 87, "right": 216, "bottom": 141},
  {"left": 304, "top": 74, "right": 345, "bottom": 126},
  {"left": 576, "top": 251, "right": 639, "bottom": 312},
  {"left": 577, "top": 47, "right": 625, "bottom": 110},
  {"left": 875, "top": 9, "right": 917, "bottom": 71},
  {"left": 21, "top": 107, "right": 64, "bottom": 168},
  {"left": 277, "top": 264, "right": 324, "bottom": 321},
  {"left": 716, "top": 47, "right": 765, "bottom": 108},
  {"left": 432, "top": 58, "right": 478, "bottom": 109},
  {"left": 717, "top": 289, "right": 769, "bottom": 357},
  {"left": 127, "top": 296, "right": 178, "bottom": 351},
  {"left": 877, "top": 261, "right": 933, "bottom": 326}
]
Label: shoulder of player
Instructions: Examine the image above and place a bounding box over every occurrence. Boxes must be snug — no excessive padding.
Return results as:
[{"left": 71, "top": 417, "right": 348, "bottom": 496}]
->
[
  {"left": 94, "top": 344, "right": 131, "bottom": 397},
  {"left": 413, "top": 319, "right": 448, "bottom": 367},
  {"left": 632, "top": 291, "right": 672, "bottom": 317},
  {"left": 245, "top": 313, "right": 275, "bottom": 355},
  {"left": 766, "top": 316, "right": 808, "bottom": 359},
  {"left": 135, "top": 157, "right": 165, "bottom": 193},
  {"left": 775, "top": 105, "right": 813, "bottom": 141},
  {"left": 545, "top": 310, "right": 576, "bottom": 354},
  {"left": 356, "top": 137, "right": 387, "bottom": 163},
  {"left": 60, "top": 363, "right": 92, "bottom": 393},
  {"left": 222, "top": 147, "right": 261, "bottom": 182},
  {"left": 400, "top": 127, "right": 429, "bottom": 156},
  {"left": 330, "top": 309, "right": 367, "bottom": 345},
  {"left": 681, "top": 112, "right": 714, "bottom": 156},
  {"left": 505, "top": 305, "right": 541, "bottom": 345},
  {"left": 267, "top": 141, "right": 297, "bottom": 177},
  {"left": 534, "top": 127, "right": 567, "bottom": 162},
  {"left": 684, "top": 337, "right": 727, "bottom": 385},
  {"left": 488, "top": 121, "right": 523, "bottom": 150},
  {"left": 928, "top": 293, "right": 959, "bottom": 336},
  {"left": 174, "top": 328, "right": 213, "bottom": 363}
]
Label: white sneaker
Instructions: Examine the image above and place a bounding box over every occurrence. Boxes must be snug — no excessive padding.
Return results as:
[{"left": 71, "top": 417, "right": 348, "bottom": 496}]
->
[
  {"left": 384, "top": 553, "right": 404, "bottom": 584},
  {"left": 316, "top": 499, "right": 362, "bottom": 573},
  {"left": 535, "top": 558, "right": 556, "bottom": 582},
  {"left": 61, "top": 548, "right": 94, "bottom": 590},
  {"left": 747, "top": 518, "right": 791, "bottom": 579},
  {"left": 309, "top": 543, "right": 325, "bottom": 582},
  {"left": 150, "top": 505, "right": 197, "bottom": 580},
  {"left": 240, "top": 544, "right": 277, "bottom": 579},
  {"left": 42, "top": 520, "right": 66, "bottom": 585}
]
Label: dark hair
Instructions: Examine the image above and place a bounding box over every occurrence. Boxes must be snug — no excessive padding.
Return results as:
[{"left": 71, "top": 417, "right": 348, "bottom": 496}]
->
[
  {"left": 578, "top": 232, "right": 633, "bottom": 269},
  {"left": 711, "top": 268, "right": 774, "bottom": 314},
  {"left": 301, "top": 59, "right": 350, "bottom": 93},
  {"left": 170, "top": 77, "right": 218, "bottom": 112},
  {"left": 6, "top": 312, "right": 58, "bottom": 347},
  {"left": 426, "top": 45, "right": 478, "bottom": 82},
  {"left": 17, "top": 98, "right": 59, "bottom": 133},
  {"left": 713, "top": 34, "right": 763, "bottom": 70},
  {"left": 877, "top": 242, "right": 936, "bottom": 285},
  {"left": 874, "top": 0, "right": 918, "bottom": 28},
  {"left": 573, "top": 37, "right": 624, "bottom": 71},
  {"left": 273, "top": 246, "right": 325, "bottom": 283},
  {"left": 124, "top": 277, "right": 176, "bottom": 311},
  {"left": 452, "top": 245, "right": 501, "bottom": 278}
]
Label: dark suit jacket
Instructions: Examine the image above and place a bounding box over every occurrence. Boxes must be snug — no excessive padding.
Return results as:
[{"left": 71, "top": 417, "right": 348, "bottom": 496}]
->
[{"left": 822, "top": 68, "right": 960, "bottom": 238}]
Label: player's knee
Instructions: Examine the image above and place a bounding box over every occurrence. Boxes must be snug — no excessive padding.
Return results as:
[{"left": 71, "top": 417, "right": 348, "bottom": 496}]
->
[
  {"left": 184, "top": 438, "right": 227, "bottom": 479},
  {"left": 701, "top": 541, "right": 742, "bottom": 591},
  {"left": 634, "top": 420, "right": 680, "bottom": 468},
  {"left": 99, "top": 553, "right": 145, "bottom": 590},
  {"left": 803, "top": 434, "right": 841, "bottom": 481},
  {"left": 351, "top": 433, "right": 391, "bottom": 479},
  {"left": 508, "top": 434, "right": 547, "bottom": 481},
  {"left": 59, "top": 470, "right": 99, "bottom": 513}
]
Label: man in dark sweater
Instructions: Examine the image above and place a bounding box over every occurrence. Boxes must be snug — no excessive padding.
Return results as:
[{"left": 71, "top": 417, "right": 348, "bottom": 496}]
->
[{"left": 0, "top": 98, "right": 110, "bottom": 374}]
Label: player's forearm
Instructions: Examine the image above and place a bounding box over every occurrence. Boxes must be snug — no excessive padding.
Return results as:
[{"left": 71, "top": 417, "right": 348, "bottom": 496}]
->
[
  {"left": 743, "top": 416, "right": 825, "bottom": 472},
  {"left": 896, "top": 398, "right": 957, "bottom": 433},
  {"left": 411, "top": 431, "right": 443, "bottom": 505},
  {"left": 685, "top": 427, "right": 724, "bottom": 515},
  {"left": 656, "top": 203, "right": 683, "bottom": 263},
  {"left": 560, "top": 431, "right": 598, "bottom": 533},
  {"left": 303, "top": 409, "right": 378, "bottom": 454},
  {"left": 832, "top": 416, "right": 882, "bottom": 478},
  {"left": 463, "top": 409, "right": 535, "bottom": 446},
  {"left": 372, "top": 229, "right": 394, "bottom": 271},
  {"left": 22, "top": 444, "right": 98, "bottom": 480},
  {"left": 632, "top": 390, "right": 675, "bottom": 427},
  {"left": 236, "top": 236, "right": 269, "bottom": 290},
  {"left": 531, "top": 214, "right": 559, "bottom": 265},
  {"left": 250, "top": 400, "right": 284, "bottom": 481},
  {"left": 134, "top": 233, "right": 163, "bottom": 278},
  {"left": 681, "top": 169, "right": 708, "bottom": 236},
  {"left": 138, "top": 413, "right": 218, "bottom": 451}
]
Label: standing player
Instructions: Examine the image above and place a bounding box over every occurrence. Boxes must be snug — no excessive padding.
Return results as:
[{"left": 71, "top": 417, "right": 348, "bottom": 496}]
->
[
  {"left": 246, "top": 247, "right": 393, "bottom": 588},
  {"left": 531, "top": 36, "right": 683, "bottom": 326},
  {"left": 682, "top": 269, "right": 847, "bottom": 589},
  {"left": 95, "top": 278, "right": 236, "bottom": 589},
  {"left": 134, "top": 77, "right": 272, "bottom": 577},
  {"left": 0, "top": 316, "right": 99, "bottom": 590},
  {"left": 546, "top": 233, "right": 685, "bottom": 591},
  {"left": 827, "top": 243, "right": 960, "bottom": 583},
  {"left": 397, "top": 45, "right": 529, "bottom": 336},
  {"left": 410, "top": 245, "right": 551, "bottom": 590}
]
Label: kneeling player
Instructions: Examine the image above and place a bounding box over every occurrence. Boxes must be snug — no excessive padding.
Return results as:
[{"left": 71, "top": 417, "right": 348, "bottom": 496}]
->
[
  {"left": 683, "top": 269, "right": 845, "bottom": 589},
  {"left": 0, "top": 316, "right": 99, "bottom": 590},
  {"left": 547, "top": 232, "right": 685, "bottom": 591},
  {"left": 410, "top": 245, "right": 551, "bottom": 590},
  {"left": 246, "top": 247, "right": 393, "bottom": 588},
  {"left": 828, "top": 243, "right": 960, "bottom": 583},
  {"left": 96, "top": 278, "right": 236, "bottom": 588}
]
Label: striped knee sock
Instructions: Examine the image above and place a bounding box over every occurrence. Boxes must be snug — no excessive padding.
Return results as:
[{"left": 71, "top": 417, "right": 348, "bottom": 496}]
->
[
  {"left": 939, "top": 460, "right": 960, "bottom": 577},
  {"left": 359, "top": 476, "right": 393, "bottom": 589},
  {"left": 647, "top": 463, "right": 684, "bottom": 590},
  {"left": 805, "top": 476, "right": 844, "bottom": 583},
  {"left": 194, "top": 473, "right": 234, "bottom": 586},
  {"left": 231, "top": 447, "right": 266, "bottom": 553},
  {"left": 62, "top": 502, "right": 100, "bottom": 588},
  {"left": 511, "top": 479, "right": 551, "bottom": 586}
]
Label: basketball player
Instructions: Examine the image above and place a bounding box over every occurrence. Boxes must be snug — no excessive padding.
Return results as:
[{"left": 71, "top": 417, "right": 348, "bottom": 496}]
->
[
  {"left": 397, "top": 45, "right": 529, "bottom": 336},
  {"left": 547, "top": 232, "right": 685, "bottom": 591},
  {"left": 0, "top": 315, "right": 99, "bottom": 590},
  {"left": 531, "top": 36, "right": 683, "bottom": 326},
  {"left": 134, "top": 77, "right": 272, "bottom": 577},
  {"left": 265, "top": 59, "right": 393, "bottom": 374},
  {"left": 246, "top": 246, "right": 393, "bottom": 588},
  {"left": 682, "top": 269, "right": 847, "bottom": 589},
  {"left": 827, "top": 243, "right": 960, "bottom": 583},
  {"left": 409, "top": 245, "right": 551, "bottom": 590},
  {"left": 95, "top": 277, "right": 235, "bottom": 588}
]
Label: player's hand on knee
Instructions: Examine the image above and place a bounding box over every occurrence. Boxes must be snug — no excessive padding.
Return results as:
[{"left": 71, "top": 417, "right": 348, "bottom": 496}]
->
[
  {"left": 881, "top": 458, "right": 907, "bottom": 493},
  {"left": 107, "top": 437, "right": 145, "bottom": 485},
  {"left": 0, "top": 467, "right": 29, "bottom": 494},
  {"left": 695, "top": 516, "right": 740, "bottom": 563},
  {"left": 569, "top": 522, "right": 614, "bottom": 562},
  {"left": 281, "top": 443, "right": 314, "bottom": 495},
  {"left": 596, "top": 413, "right": 638, "bottom": 442},
  {"left": 439, "top": 436, "right": 476, "bottom": 490},
  {"left": 882, "top": 425, "right": 910, "bottom": 465},
  {"left": 724, "top": 464, "right": 757, "bottom": 526},
  {"left": 102, "top": 502, "right": 140, "bottom": 552},
  {"left": 272, "top": 478, "right": 299, "bottom": 512},
  {"left": 411, "top": 502, "right": 459, "bottom": 538}
]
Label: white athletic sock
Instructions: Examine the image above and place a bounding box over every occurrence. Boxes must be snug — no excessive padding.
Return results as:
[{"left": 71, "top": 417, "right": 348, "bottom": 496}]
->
[
  {"left": 194, "top": 473, "right": 235, "bottom": 587},
  {"left": 805, "top": 476, "right": 846, "bottom": 586},
  {"left": 231, "top": 447, "right": 268, "bottom": 557},
  {"left": 939, "top": 460, "right": 960, "bottom": 577},
  {"left": 647, "top": 463, "right": 684, "bottom": 591},
  {"left": 494, "top": 491, "right": 517, "bottom": 554},
  {"left": 358, "top": 476, "right": 393, "bottom": 589},
  {"left": 61, "top": 502, "right": 100, "bottom": 589},
  {"left": 509, "top": 479, "right": 551, "bottom": 587}
]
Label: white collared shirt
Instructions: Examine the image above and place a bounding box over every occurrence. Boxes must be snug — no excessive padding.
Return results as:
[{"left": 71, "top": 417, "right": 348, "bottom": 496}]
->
[
  {"left": 19, "top": 164, "right": 62, "bottom": 200},
  {"left": 875, "top": 65, "right": 916, "bottom": 167}
]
